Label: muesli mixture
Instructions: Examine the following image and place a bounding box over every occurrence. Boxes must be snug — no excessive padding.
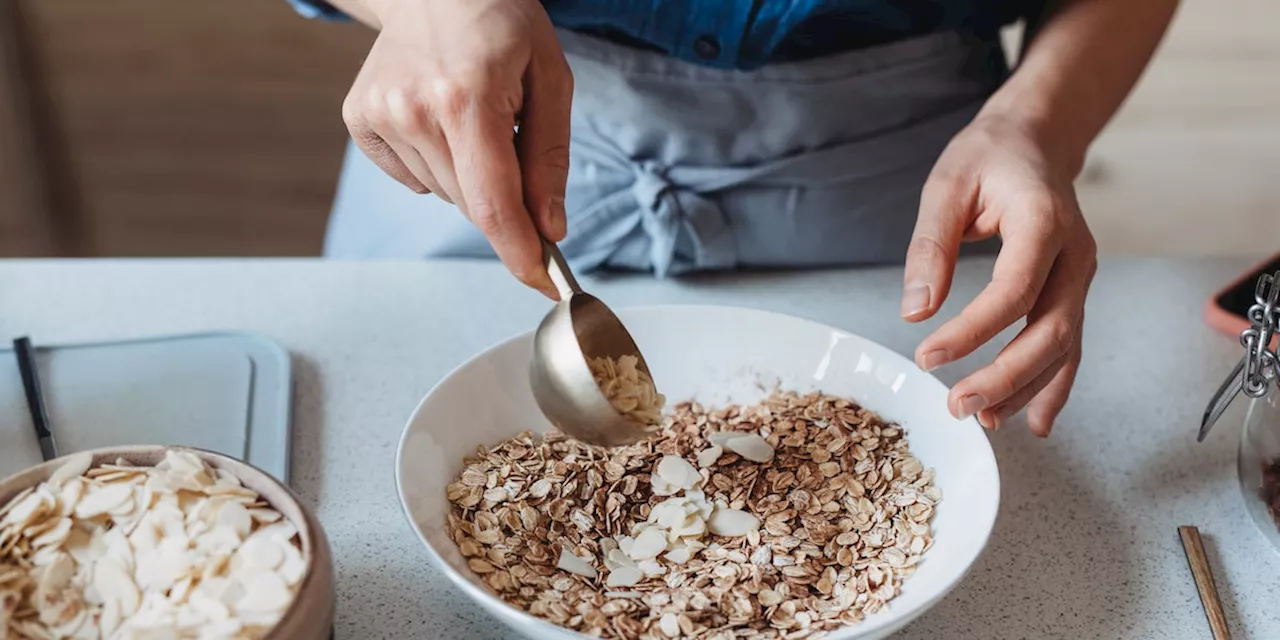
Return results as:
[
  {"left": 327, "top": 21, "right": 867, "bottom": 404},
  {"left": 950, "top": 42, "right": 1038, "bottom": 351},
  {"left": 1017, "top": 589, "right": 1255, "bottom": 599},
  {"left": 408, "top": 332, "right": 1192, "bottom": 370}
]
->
[
  {"left": 588, "top": 355, "right": 666, "bottom": 428},
  {"left": 447, "top": 390, "right": 938, "bottom": 639}
]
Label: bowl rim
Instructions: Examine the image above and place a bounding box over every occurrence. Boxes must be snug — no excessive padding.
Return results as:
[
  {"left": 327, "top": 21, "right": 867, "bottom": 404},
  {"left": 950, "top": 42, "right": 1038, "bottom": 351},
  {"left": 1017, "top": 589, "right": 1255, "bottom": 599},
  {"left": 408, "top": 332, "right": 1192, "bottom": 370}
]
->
[
  {"left": 396, "top": 302, "right": 1001, "bottom": 639},
  {"left": 0, "top": 444, "right": 329, "bottom": 639}
]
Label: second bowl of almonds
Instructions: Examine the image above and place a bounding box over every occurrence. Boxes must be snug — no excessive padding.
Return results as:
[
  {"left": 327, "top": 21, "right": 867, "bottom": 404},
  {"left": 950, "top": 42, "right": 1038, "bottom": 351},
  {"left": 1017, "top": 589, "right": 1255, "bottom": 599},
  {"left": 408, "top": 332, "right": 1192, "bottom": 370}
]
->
[
  {"left": 0, "top": 445, "right": 334, "bottom": 640},
  {"left": 397, "top": 304, "right": 1001, "bottom": 640}
]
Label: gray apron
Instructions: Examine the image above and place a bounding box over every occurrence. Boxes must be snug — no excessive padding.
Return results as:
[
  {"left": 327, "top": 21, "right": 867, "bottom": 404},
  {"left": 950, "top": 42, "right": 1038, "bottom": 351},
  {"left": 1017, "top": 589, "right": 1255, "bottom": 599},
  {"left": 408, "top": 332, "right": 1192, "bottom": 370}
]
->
[{"left": 324, "top": 29, "right": 1008, "bottom": 275}]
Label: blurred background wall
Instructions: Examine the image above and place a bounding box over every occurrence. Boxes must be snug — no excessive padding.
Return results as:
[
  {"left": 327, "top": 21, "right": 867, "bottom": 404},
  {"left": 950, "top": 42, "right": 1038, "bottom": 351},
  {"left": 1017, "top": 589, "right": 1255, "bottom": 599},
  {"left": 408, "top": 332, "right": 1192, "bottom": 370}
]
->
[{"left": 0, "top": 0, "right": 1275, "bottom": 258}]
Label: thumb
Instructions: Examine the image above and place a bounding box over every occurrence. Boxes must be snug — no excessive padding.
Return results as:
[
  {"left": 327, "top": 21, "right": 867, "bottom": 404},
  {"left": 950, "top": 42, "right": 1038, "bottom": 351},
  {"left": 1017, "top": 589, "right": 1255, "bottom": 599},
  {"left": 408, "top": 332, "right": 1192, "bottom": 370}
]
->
[
  {"left": 902, "top": 171, "right": 975, "bottom": 322},
  {"left": 517, "top": 43, "right": 574, "bottom": 242}
]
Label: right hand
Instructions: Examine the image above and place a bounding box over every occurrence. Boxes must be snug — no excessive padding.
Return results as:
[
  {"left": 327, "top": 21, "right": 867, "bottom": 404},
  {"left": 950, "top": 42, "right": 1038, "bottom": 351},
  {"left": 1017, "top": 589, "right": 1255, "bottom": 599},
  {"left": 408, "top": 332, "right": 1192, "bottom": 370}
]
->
[{"left": 343, "top": 0, "right": 573, "bottom": 298}]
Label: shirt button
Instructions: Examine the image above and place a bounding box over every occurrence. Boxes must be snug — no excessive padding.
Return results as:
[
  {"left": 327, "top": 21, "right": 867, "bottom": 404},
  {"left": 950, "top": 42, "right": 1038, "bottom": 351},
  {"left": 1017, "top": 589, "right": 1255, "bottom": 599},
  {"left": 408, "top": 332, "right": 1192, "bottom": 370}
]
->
[{"left": 693, "top": 35, "right": 721, "bottom": 60}]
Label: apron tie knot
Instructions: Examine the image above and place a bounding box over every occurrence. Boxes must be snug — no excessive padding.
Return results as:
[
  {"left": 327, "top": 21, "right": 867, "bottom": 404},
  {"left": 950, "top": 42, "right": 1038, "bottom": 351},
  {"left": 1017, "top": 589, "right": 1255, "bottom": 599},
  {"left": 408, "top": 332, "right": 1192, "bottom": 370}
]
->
[
  {"left": 563, "top": 140, "right": 739, "bottom": 278},
  {"left": 629, "top": 162, "right": 697, "bottom": 278}
]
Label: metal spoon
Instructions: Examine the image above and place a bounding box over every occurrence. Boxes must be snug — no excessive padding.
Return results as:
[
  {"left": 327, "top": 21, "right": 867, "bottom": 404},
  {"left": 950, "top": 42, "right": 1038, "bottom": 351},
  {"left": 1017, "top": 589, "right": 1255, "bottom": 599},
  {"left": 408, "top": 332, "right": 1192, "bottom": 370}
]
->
[{"left": 529, "top": 238, "right": 654, "bottom": 447}]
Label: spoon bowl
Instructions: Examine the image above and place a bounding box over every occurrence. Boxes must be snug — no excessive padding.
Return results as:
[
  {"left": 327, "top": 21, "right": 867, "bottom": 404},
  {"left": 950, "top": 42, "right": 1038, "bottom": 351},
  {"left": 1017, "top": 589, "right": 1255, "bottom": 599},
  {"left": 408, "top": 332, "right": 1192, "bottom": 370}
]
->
[
  {"left": 530, "top": 290, "right": 653, "bottom": 447},
  {"left": 529, "top": 239, "right": 653, "bottom": 447}
]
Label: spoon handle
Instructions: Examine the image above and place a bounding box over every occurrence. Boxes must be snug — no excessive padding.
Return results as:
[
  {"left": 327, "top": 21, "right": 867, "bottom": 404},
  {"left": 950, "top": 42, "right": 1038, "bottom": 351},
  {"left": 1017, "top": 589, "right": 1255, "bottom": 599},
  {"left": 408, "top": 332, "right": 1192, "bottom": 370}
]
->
[{"left": 542, "top": 238, "right": 582, "bottom": 300}]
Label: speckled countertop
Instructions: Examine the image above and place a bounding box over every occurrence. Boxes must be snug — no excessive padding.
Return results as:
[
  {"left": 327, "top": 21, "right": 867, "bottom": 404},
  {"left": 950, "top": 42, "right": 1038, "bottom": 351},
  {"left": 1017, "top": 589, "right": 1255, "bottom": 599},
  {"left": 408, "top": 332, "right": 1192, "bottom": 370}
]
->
[{"left": 0, "top": 257, "right": 1275, "bottom": 639}]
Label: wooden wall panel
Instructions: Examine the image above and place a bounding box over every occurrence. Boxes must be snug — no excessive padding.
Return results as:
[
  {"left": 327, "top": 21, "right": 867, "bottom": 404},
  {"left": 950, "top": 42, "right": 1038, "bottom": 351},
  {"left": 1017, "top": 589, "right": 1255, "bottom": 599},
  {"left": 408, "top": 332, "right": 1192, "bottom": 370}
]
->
[
  {"left": 0, "top": 0, "right": 60, "bottom": 256},
  {"left": 8, "top": 0, "right": 1276, "bottom": 258},
  {"left": 22, "top": 0, "right": 373, "bottom": 256},
  {"left": 1075, "top": 0, "right": 1280, "bottom": 256}
]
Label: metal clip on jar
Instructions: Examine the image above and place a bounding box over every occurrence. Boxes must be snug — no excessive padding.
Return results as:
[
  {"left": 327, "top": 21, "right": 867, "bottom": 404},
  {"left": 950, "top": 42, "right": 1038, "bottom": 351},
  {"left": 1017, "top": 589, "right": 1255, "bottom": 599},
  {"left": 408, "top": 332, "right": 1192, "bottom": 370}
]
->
[{"left": 1200, "top": 269, "right": 1280, "bottom": 550}]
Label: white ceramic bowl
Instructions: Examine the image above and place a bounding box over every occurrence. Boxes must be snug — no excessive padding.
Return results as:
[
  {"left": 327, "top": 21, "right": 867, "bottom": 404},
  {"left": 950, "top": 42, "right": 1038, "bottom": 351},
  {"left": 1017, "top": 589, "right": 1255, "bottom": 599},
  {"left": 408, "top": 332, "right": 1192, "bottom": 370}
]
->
[{"left": 397, "top": 305, "right": 999, "bottom": 640}]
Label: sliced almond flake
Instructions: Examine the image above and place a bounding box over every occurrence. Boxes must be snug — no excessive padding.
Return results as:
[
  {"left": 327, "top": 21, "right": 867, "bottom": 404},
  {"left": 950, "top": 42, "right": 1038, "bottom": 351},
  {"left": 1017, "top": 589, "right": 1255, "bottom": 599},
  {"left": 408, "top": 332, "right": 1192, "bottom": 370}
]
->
[
  {"left": 247, "top": 508, "right": 283, "bottom": 525},
  {"left": 555, "top": 548, "right": 597, "bottom": 579},
  {"left": 655, "top": 455, "right": 700, "bottom": 492},
  {"left": 604, "top": 566, "right": 643, "bottom": 588},
  {"left": 163, "top": 450, "right": 203, "bottom": 476},
  {"left": 649, "top": 474, "right": 680, "bottom": 498},
  {"left": 2, "top": 490, "right": 49, "bottom": 529},
  {"left": 707, "top": 507, "right": 760, "bottom": 537},
  {"left": 49, "top": 453, "right": 94, "bottom": 488},
  {"left": 663, "top": 545, "right": 693, "bottom": 564},
  {"left": 188, "top": 588, "right": 231, "bottom": 622},
  {"left": 215, "top": 501, "right": 253, "bottom": 539},
  {"left": 626, "top": 528, "right": 667, "bottom": 561},
  {"left": 256, "top": 520, "right": 298, "bottom": 543},
  {"left": 696, "top": 446, "right": 724, "bottom": 469},
  {"left": 706, "top": 431, "right": 741, "bottom": 448},
  {"left": 234, "top": 571, "right": 292, "bottom": 614},
  {"left": 72, "top": 484, "right": 133, "bottom": 520},
  {"left": 658, "top": 612, "right": 680, "bottom": 637},
  {"left": 723, "top": 434, "right": 776, "bottom": 463},
  {"left": 634, "top": 560, "right": 665, "bottom": 581},
  {"left": 278, "top": 543, "right": 308, "bottom": 587},
  {"left": 236, "top": 536, "right": 285, "bottom": 571}
]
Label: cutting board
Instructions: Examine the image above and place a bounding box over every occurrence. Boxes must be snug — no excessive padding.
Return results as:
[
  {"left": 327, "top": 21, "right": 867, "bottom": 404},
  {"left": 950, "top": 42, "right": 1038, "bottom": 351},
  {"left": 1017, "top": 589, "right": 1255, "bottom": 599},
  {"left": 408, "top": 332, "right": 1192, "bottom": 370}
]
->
[{"left": 0, "top": 332, "right": 292, "bottom": 481}]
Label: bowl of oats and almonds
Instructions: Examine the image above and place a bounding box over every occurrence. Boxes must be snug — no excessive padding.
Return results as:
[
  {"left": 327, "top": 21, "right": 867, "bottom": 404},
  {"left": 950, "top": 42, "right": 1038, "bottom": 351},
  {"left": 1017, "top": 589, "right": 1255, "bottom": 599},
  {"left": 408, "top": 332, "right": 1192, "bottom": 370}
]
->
[
  {"left": 397, "top": 305, "right": 1000, "bottom": 640},
  {"left": 0, "top": 445, "right": 334, "bottom": 640}
]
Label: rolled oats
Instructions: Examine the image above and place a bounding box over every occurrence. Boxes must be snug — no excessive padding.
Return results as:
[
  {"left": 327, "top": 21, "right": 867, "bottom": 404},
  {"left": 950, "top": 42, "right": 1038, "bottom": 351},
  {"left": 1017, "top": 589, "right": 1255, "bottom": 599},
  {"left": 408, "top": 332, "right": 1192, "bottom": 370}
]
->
[
  {"left": 588, "top": 356, "right": 665, "bottom": 428},
  {"left": 447, "top": 390, "right": 938, "bottom": 639}
]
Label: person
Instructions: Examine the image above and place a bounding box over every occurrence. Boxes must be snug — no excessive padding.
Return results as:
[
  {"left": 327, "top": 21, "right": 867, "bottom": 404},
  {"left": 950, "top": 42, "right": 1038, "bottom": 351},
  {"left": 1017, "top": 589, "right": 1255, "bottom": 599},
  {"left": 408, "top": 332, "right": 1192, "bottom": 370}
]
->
[{"left": 287, "top": 0, "right": 1178, "bottom": 435}]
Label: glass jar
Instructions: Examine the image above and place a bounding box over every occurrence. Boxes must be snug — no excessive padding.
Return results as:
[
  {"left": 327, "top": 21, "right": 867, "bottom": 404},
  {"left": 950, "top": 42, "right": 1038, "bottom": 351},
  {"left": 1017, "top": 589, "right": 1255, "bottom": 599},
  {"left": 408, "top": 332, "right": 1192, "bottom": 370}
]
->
[{"left": 1240, "top": 383, "right": 1280, "bottom": 552}]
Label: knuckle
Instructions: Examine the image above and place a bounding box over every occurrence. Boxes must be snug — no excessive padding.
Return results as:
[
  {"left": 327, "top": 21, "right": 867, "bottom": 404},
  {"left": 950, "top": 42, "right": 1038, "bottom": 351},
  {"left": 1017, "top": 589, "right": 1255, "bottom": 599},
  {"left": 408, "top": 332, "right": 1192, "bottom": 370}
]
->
[
  {"left": 922, "top": 171, "right": 964, "bottom": 201},
  {"left": 428, "top": 72, "right": 487, "bottom": 123},
  {"left": 383, "top": 87, "right": 429, "bottom": 135},
  {"left": 1015, "top": 191, "right": 1070, "bottom": 228},
  {"left": 988, "top": 360, "right": 1019, "bottom": 400},
  {"left": 468, "top": 201, "right": 506, "bottom": 237},
  {"left": 1043, "top": 318, "right": 1077, "bottom": 357},
  {"left": 908, "top": 234, "right": 951, "bottom": 265},
  {"left": 546, "top": 58, "right": 575, "bottom": 98},
  {"left": 1007, "top": 280, "right": 1039, "bottom": 318},
  {"left": 340, "top": 94, "right": 362, "bottom": 130},
  {"left": 1079, "top": 233, "right": 1100, "bottom": 273},
  {"left": 538, "top": 143, "right": 572, "bottom": 173},
  {"left": 359, "top": 92, "right": 395, "bottom": 131}
]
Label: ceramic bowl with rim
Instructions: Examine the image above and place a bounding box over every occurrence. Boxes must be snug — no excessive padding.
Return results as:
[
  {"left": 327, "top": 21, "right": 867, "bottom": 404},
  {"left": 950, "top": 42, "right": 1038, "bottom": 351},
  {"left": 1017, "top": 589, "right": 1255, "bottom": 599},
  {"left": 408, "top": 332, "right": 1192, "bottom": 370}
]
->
[
  {"left": 0, "top": 445, "right": 335, "bottom": 640},
  {"left": 397, "top": 305, "right": 1000, "bottom": 640}
]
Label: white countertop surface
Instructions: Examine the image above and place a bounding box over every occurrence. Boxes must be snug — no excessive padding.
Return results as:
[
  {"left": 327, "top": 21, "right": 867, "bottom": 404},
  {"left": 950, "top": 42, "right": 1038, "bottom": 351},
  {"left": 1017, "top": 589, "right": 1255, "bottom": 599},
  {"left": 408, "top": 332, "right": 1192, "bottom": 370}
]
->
[{"left": 0, "top": 257, "right": 1274, "bottom": 639}]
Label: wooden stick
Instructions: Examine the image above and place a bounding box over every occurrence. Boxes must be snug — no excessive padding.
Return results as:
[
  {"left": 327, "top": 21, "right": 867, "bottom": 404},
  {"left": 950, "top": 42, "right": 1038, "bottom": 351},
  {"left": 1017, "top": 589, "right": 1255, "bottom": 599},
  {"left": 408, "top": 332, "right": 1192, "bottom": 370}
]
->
[{"left": 1178, "top": 526, "right": 1231, "bottom": 640}]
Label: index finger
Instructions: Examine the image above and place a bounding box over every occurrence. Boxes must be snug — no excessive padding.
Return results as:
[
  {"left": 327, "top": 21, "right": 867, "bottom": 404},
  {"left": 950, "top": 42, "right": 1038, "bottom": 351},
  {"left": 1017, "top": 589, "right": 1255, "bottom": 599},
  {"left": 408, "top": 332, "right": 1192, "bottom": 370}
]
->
[
  {"left": 445, "top": 103, "right": 555, "bottom": 296},
  {"left": 915, "top": 213, "right": 1061, "bottom": 369}
]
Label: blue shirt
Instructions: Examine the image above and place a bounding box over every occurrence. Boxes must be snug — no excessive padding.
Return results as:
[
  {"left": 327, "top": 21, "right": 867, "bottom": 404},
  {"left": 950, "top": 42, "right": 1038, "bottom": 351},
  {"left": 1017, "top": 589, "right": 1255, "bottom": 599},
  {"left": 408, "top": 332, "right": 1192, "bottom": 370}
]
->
[{"left": 290, "top": 0, "right": 1034, "bottom": 70}]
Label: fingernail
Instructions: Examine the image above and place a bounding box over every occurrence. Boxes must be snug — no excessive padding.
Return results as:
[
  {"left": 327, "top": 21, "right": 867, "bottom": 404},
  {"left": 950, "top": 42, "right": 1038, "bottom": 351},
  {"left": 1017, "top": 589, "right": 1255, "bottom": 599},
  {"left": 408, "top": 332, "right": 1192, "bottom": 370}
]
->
[
  {"left": 544, "top": 196, "right": 567, "bottom": 241},
  {"left": 977, "top": 410, "right": 998, "bottom": 430},
  {"left": 959, "top": 394, "right": 988, "bottom": 419},
  {"left": 919, "top": 349, "right": 950, "bottom": 372},
  {"left": 539, "top": 285, "right": 560, "bottom": 301},
  {"left": 901, "top": 282, "right": 932, "bottom": 319}
]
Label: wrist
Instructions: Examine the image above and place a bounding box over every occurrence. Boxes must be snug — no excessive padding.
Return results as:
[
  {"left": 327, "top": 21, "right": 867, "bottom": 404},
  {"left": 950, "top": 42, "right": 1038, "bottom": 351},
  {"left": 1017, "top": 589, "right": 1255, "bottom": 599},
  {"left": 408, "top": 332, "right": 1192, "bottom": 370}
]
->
[{"left": 976, "top": 81, "right": 1092, "bottom": 181}]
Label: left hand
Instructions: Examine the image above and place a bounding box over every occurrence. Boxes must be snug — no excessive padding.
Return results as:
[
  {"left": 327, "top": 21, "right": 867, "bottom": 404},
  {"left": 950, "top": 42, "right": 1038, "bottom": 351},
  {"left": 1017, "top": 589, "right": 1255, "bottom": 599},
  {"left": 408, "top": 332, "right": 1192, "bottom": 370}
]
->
[{"left": 901, "top": 113, "right": 1098, "bottom": 436}]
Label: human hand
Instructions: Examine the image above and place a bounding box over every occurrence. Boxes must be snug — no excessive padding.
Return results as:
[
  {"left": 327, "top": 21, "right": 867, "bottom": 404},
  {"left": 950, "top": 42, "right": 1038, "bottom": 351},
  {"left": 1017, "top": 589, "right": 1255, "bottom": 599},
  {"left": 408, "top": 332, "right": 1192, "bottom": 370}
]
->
[
  {"left": 342, "top": 0, "right": 573, "bottom": 297},
  {"left": 901, "top": 113, "right": 1097, "bottom": 436}
]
